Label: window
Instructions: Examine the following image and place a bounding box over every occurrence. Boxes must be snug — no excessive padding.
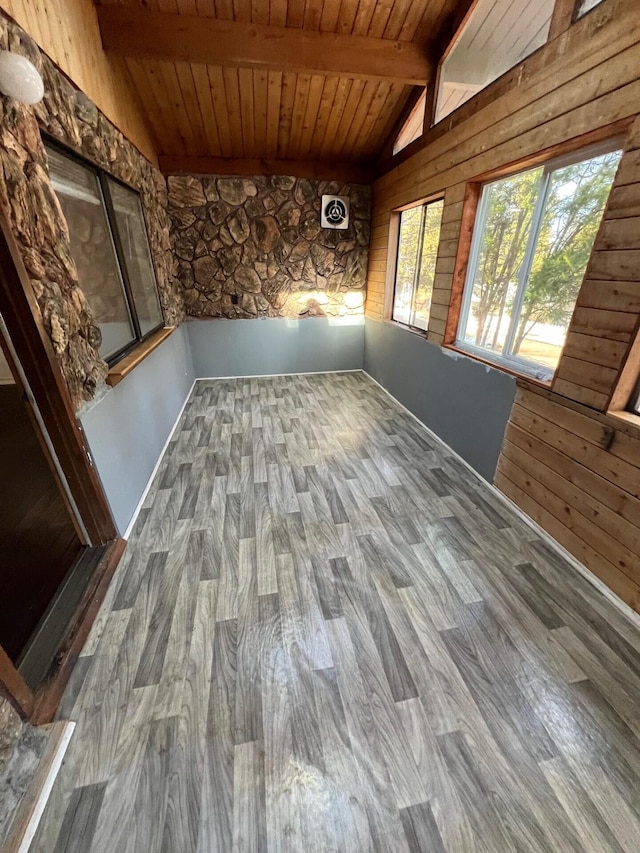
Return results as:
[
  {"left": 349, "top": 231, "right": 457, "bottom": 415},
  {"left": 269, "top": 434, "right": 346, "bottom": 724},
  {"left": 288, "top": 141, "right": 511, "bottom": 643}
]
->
[
  {"left": 435, "top": 0, "right": 555, "bottom": 124},
  {"left": 46, "top": 144, "right": 164, "bottom": 364},
  {"left": 393, "top": 90, "right": 426, "bottom": 155},
  {"left": 392, "top": 198, "right": 444, "bottom": 331},
  {"left": 456, "top": 143, "right": 623, "bottom": 381},
  {"left": 575, "top": 0, "right": 605, "bottom": 19}
]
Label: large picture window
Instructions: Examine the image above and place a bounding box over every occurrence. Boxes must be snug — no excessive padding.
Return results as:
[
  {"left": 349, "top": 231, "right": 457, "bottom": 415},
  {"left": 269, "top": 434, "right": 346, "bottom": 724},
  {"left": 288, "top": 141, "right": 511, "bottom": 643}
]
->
[
  {"left": 435, "top": 0, "right": 555, "bottom": 124},
  {"left": 46, "top": 144, "right": 164, "bottom": 365},
  {"left": 392, "top": 198, "right": 444, "bottom": 332},
  {"left": 456, "top": 143, "right": 622, "bottom": 381}
]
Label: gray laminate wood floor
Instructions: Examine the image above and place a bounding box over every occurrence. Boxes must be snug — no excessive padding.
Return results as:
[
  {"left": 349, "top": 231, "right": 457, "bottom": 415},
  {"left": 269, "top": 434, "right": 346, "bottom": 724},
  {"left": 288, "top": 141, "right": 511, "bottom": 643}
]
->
[{"left": 30, "top": 371, "right": 640, "bottom": 852}]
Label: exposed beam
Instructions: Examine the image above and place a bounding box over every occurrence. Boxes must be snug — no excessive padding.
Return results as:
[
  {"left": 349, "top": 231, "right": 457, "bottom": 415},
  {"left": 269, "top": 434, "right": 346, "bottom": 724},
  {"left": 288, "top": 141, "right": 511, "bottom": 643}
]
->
[
  {"left": 158, "top": 155, "right": 373, "bottom": 184},
  {"left": 97, "top": 6, "right": 434, "bottom": 86}
]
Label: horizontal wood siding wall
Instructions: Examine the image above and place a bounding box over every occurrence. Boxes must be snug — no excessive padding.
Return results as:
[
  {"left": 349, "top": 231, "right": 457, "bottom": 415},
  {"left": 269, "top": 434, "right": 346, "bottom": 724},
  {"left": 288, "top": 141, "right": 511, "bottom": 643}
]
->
[
  {"left": 553, "top": 118, "right": 640, "bottom": 408},
  {"left": 365, "top": 0, "right": 640, "bottom": 609},
  {"left": 2, "top": 0, "right": 157, "bottom": 164},
  {"left": 496, "top": 386, "right": 640, "bottom": 611}
]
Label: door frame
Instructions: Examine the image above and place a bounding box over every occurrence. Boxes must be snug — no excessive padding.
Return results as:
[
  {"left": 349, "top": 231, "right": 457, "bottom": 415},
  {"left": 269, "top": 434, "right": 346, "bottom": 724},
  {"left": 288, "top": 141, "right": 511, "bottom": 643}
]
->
[{"left": 0, "top": 210, "right": 123, "bottom": 722}]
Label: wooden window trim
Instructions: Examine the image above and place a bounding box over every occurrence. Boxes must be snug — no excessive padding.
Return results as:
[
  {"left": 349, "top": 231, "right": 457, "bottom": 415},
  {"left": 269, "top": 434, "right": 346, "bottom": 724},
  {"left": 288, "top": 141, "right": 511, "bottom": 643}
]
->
[
  {"left": 608, "top": 317, "right": 640, "bottom": 422},
  {"left": 443, "top": 125, "right": 628, "bottom": 381},
  {"left": 388, "top": 195, "right": 445, "bottom": 334},
  {"left": 442, "top": 342, "right": 553, "bottom": 388},
  {"left": 106, "top": 326, "right": 174, "bottom": 387}
]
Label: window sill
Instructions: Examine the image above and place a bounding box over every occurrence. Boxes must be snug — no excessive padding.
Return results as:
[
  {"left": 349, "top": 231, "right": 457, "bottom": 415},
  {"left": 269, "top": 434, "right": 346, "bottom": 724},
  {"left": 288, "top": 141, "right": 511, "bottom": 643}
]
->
[
  {"left": 443, "top": 343, "right": 553, "bottom": 388},
  {"left": 106, "top": 327, "right": 175, "bottom": 388},
  {"left": 606, "top": 408, "right": 640, "bottom": 436},
  {"left": 384, "top": 319, "right": 427, "bottom": 338}
]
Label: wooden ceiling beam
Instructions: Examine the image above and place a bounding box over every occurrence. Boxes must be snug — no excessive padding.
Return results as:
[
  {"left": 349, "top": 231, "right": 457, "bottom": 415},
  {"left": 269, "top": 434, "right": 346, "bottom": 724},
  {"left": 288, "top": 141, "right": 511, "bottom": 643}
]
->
[
  {"left": 158, "top": 155, "right": 373, "bottom": 184},
  {"left": 96, "top": 7, "right": 434, "bottom": 86}
]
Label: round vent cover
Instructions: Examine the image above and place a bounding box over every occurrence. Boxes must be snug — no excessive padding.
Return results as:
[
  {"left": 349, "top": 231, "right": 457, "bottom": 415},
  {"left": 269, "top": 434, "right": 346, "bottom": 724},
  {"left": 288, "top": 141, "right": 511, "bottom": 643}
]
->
[{"left": 321, "top": 195, "right": 350, "bottom": 229}]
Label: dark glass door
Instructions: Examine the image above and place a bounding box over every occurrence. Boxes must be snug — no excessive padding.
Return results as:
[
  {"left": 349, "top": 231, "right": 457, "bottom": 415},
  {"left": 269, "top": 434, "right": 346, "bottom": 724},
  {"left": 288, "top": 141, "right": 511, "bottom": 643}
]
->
[{"left": 0, "top": 325, "right": 83, "bottom": 667}]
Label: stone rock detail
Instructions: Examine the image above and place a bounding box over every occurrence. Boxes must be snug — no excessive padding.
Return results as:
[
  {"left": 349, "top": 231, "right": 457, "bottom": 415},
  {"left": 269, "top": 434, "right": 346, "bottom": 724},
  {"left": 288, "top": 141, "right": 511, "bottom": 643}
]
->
[
  {"left": 169, "top": 175, "right": 371, "bottom": 319},
  {"left": 0, "top": 13, "right": 183, "bottom": 409}
]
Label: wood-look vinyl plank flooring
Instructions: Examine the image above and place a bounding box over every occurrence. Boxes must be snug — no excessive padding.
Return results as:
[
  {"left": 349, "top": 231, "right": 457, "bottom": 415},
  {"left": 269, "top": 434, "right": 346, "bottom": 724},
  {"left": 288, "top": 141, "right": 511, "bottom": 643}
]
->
[{"left": 30, "top": 371, "right": 640, "bottom": 852}]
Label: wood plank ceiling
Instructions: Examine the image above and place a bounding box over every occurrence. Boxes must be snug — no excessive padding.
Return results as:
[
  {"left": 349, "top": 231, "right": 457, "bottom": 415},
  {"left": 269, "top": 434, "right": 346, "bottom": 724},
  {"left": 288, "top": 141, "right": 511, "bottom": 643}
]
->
[{"left": 93, "top": 0, "right": 464, "bottom": 176}]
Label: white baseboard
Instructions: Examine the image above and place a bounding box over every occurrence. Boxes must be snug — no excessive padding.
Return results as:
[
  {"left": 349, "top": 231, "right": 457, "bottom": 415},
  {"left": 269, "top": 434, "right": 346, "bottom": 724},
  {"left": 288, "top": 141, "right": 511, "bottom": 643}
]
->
[
  {"left": 362, "top": 370, "right": 640, "bottom": 631},
  {"left": 9, "top": 722, "right": 76, "bottom": 853},
  {"left": 123, "top": 379, "right": 196, "bottom": 539},
  {"left": 195, "top": 369, "right": 362, "bottom": 380}
]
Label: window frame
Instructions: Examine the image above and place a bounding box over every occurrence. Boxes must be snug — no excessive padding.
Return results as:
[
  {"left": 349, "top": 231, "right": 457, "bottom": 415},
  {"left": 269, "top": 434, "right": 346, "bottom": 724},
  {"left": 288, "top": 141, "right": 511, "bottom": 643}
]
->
[
  {"left": 44, "top": 138, "right": 165, "bottom": 367},
  {"left": 628, "top": 378, "right": 640, "bottom": 417},
  {"left": 390, "top": 195, "right": 444, "bottom": 334},
  {"left": 454, "top": 139, "right": 623, "bottom": 382}
]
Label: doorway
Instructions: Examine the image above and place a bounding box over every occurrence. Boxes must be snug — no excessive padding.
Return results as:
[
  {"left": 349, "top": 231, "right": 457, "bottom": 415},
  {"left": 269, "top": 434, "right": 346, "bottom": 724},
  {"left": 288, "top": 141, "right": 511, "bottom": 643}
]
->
[{"left": 0, "top": 213, "right": 122, "bottom": 721}]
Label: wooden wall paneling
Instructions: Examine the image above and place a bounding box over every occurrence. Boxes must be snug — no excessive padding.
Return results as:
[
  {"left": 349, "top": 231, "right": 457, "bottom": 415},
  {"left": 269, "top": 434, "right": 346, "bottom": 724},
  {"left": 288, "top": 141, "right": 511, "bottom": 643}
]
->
[
  {"left": 363, "top": 1, "right": 391, "bottom": 38},
  {"left": 302, "top": 0, "right": 323, "bottom": 30},
  {"left": 209, "top": 65, "right": 234, "bottom": 158},
  {"left": 499, "top": 441, "right": 640, "bottom": 581},
  {"left": 4, "top": 0, "right": 157, "bottom": 162},
  {"left": 289, "top": 73, "right": 312, "bottom": 158},
  {"left": 363, "top": 0, "right": 640, "bottom": 608},
  {"left": 342, "top": 80, "right": 377, "bottom": 158},
  {"left": 191, "top": 63, "right": 222, "bottom": 156},
  {"left": 569, "top": 306, "right": 638, "bottom": 342},
  {"left": 504, "top": 418, "right": 640, "bottom": 529},
  {"left": 382, "top": 0, "right": 640, "bottom": 178},
  {"left": 223, "top": 66, "right": 244, "bottom": 155},
  {"left": 318, "top": 0, "right": 340, "bottom": 32},
  {"left": 375, "top": 3, "right": 640, "bottom": 201},
  {"left": 138, "top": 59, "right": 186, "bottom": 153},
  {"left": 159, "top": 61, "right": 200, "bottom": 155},
  {"left": 610, "top": 324, "right": 640, "bottom": 411},
  {"left": 317, "top": 77, "right": 351, "bottom": 159},
  {"left": 495, "top": 383, "right": 640, "bottom": 608},
  {"left": 351, "top": 0, "right": 377, "bottom": 36},
  {"left": 515, "top": 386, "right": 640, "bottom": 470},
  {"left": 334, "top": 79, "right": 366, "bottom": 156},
  {"left": 252, "top": 68, "right": 269, "bottom": 157},
  {"left": 297, "top": 74, "right": 324, "bottom": 157},
  {"left": 252, "top": 0, "right": 271, "bottom": 25},
  {"left": 238, "top": 67, "right": 257, "bottom": 158},
  {"left": 553, "top": 124, "right": 640, "bottom": 409},
  {"left": 175, "top": 61, "right": 210, "bottom": 154},
  {"left": 308, "top": 76, "right": 339, "bottom": 158},
  {"left": 336, "top": 0, "right": 359, "bottom": 36},
  {"left": 495, "top": 459, "right": 640, "bottom": 610},
  {"left": 213, "top": 0, "right": 234, "bottom": 21},
  {"left": 277, "top": 72, "right": 296, "bottom": 158},
  {"left": 265, "top": 70, "right": 283, "bottom": 159}
]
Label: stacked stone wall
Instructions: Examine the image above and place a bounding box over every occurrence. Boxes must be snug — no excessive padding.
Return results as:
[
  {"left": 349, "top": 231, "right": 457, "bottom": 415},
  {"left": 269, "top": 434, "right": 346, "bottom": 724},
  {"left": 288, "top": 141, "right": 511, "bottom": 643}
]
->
[{"left": 168, "top": 175, "right": 371, "bottom": 320}]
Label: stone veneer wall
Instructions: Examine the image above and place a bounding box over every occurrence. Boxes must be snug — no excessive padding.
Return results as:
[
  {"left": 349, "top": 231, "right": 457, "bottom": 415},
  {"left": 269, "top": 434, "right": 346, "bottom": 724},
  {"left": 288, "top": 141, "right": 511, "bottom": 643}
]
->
[
  {"left": 168, "top": 175, "right": 371, "bottom": 319},
  {"left": 0, "top": 12, "right": 183, "bottom": 408}
]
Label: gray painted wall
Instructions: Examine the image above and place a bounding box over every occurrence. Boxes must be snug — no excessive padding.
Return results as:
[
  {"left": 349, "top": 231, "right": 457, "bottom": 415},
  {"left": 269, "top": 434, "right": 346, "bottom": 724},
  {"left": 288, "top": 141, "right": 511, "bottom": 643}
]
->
[
  {"left": 188, "top": 316, "right": 365, "bottom": 377},
  {"left": 79, "top": 324, "right": 195, "bottom": 535},
  {"left": 364, "top": 317, "right": 516, "bottom": 481},
  {"left": 78, "top": 314, "right": 515, "bottom": 536}
]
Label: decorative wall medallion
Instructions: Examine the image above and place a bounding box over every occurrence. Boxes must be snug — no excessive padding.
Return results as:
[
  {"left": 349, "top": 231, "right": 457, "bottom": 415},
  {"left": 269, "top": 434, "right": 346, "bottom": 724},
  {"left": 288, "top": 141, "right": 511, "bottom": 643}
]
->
[{"left": 321, "top": 195, "right": 350, "bottom": 229}]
